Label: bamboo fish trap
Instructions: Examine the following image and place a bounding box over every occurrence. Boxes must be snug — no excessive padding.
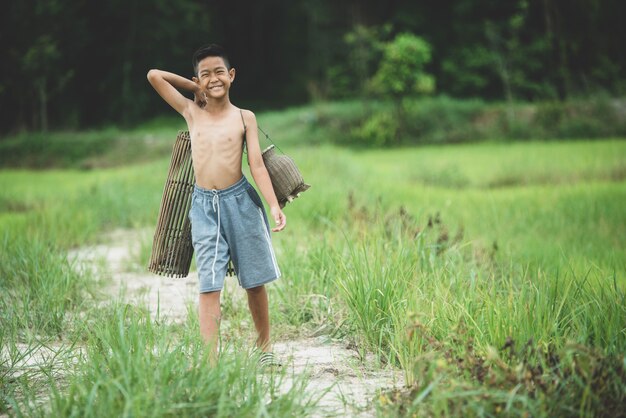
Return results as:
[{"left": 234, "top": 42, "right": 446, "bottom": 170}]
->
[{"left": 148, "top": 131, "right": 195, "bottom": 278}]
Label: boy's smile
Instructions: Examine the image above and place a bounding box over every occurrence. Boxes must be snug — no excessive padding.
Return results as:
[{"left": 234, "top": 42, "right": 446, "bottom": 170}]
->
[
  {"left": 195, "top": 56, "right": 235, "bottom": 99},
  {"left": 207, "top": 83, "right": 225, "bottom": 94}
]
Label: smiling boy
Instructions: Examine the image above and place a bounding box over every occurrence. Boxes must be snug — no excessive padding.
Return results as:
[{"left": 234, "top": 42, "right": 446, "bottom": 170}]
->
[{"left": 147, "top": 44, "right": 285, "bottom": 361}]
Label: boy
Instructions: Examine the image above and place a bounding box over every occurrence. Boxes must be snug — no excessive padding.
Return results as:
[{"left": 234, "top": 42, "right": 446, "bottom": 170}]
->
[{"left": 147, "top": 44, "right": 285, "bottom": 361}]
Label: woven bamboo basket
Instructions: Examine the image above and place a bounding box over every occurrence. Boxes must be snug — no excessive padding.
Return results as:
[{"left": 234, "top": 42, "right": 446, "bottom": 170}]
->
[
  {"left": 261, "top": 145, "right": 310, "bottom": 208},
  {"left": 148, "top": 131, "right": 195, "bottom": 278}
]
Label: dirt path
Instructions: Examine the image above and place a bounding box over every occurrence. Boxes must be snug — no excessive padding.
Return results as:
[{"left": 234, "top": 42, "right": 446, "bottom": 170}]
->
[{"left": 72, "top": 229, "right": 405, "bottom": 417}]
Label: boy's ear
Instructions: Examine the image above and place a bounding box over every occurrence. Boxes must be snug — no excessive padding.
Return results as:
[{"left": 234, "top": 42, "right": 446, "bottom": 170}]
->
[
  {"left": 192, "top": 76, "right": 199, "bottom": 84},
  {"left": 229, "top": 68, "right": 236, "bottom": 82}
]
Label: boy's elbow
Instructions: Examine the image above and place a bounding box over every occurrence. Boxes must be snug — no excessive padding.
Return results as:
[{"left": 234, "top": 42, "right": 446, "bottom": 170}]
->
[{"left": 249, "top": 160, "right": 266, "bottom": 175}]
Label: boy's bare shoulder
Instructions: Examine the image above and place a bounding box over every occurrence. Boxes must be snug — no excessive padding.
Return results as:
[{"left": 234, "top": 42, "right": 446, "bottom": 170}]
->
[{"left": 239, "top": 108, "right": 257, "bottom": 126}]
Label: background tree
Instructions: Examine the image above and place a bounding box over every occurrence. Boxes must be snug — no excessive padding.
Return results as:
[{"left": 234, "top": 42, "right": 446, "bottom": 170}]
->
[
  {"left": 371, "top": 33, "right": 435, "bottom": 98},
  {"left": 22, "top": 35, "right": 74, "bottom": 132},
  {"left": 0, "top": 0, "right": 624, "bottom": 134},
  {"left": 325, "top": 24, "right": 391, "bottom": 99},
  {"left": 368, "top": 33, "right": 435, "bottom": 143}
]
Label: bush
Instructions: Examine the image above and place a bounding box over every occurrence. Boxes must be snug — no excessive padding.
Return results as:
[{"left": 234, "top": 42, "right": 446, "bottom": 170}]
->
[
  {"left": 370, "top": 33, "right": 435, "bottom": 97},
  {"left": 0, "top": 130, "right": 117, "bottom": 168},
  {"left": 0, "top": 127, "right": 178, "bottom": 169},
  {"left": 343, "top": 97, "right": 487, "bottom": 146},
  {"left": 350, "top": 111, "right": 398, "bottom": 146},
  {"left": 329, "top": 96, "right": 626, "bottom": 147},
  {"left": 402, "top": 96, "right": 487, "bottom": 143}
]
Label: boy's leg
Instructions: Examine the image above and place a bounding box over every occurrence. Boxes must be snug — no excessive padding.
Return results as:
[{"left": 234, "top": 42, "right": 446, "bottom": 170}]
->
[
  {"left": 199, "top": 291, "right": 221, "bottom": 361},
  {"left": 246, "top": 285, "right": 270, "bottom": 352}
]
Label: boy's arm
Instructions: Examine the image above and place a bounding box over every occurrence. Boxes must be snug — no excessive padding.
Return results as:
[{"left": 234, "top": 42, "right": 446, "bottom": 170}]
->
[
  {"left": 146, "top": 69, "right": 199, "bottom": 117},
  {"left": 243, "top": 110, "right": 286, "bottom": 232}
]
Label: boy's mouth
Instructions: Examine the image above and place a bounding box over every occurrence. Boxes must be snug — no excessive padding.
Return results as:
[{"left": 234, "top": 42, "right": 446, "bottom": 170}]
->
[{"left": 208, "top": 84, "right": 224, "bottom": 90}]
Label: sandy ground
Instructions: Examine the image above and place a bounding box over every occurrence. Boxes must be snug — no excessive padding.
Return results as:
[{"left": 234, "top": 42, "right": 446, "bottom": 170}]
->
[{"left": 10, "top": 229, "right": 404, "bottom": 417}]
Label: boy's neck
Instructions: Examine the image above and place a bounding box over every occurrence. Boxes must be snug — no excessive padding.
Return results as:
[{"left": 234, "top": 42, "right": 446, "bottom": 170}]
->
[{"left": 203, "top": 97, "right": 231, "bottom": 113}]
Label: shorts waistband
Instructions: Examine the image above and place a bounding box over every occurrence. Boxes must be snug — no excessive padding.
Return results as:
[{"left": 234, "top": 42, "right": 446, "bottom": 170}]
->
[{"left": 193, "top": 175, "right": 248, "bottom": 198}]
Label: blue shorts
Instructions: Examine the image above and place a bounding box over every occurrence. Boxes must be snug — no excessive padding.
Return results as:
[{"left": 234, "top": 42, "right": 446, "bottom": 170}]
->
[{"left": 188, "top": 176, "right": 281, "bottom": 293}]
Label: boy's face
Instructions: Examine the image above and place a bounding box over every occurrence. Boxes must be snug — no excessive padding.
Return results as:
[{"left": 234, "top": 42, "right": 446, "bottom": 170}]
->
[{"left": 194, "top": 56, "right": 236, "bottom": 99}]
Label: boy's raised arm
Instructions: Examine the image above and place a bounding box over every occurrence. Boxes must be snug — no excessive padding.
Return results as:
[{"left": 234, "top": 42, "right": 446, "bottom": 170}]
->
[{"left": 147, "top": 69, "right": 198, "bottom": 117}]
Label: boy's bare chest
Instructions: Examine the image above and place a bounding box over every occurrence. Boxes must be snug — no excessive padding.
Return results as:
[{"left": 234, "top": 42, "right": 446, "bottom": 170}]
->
[{"left": 190, "top": 121, "right": 244, "bottom": 148}]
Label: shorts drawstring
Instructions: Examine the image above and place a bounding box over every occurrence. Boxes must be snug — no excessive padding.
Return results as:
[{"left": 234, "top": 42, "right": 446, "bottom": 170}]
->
[{"left": 211, "top": 191, "right": 220, "bottom": 287}]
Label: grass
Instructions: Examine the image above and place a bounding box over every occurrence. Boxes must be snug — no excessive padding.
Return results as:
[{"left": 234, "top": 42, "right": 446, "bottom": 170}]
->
[
  {"left": 0, "top": 234, "right": 97, "bottom": 414},
  {"left": 273, "top": 138, "right": 626, "bottom": 416},
  {"left": 0, "top": 110, "right": 624, "bottom": 416},
  {"left": 0, "top": 235, "right": 96, "bottom": 336},
  {"left": 10, "top": 303, "right": 317, "bottom": 417},
  {"left": 0, "top": 126, "right": 185, "bottom": 169}
]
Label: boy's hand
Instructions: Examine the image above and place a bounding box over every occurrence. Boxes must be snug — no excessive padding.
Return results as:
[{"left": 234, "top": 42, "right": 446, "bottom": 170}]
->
[
  {"left": 193, "top": 89, "right": 207, "bottom": 108},
  {"left": 191, "top": 76, "right": 206, "bottom": 108},
  {"left": 270, "top": 206, "right": 286, "bottom": 232}
]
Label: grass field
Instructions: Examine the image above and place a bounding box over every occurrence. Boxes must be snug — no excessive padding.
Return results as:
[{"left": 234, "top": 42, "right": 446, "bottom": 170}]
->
[{"left": 1, "top": 117, "right": 625, "bottom": 416}]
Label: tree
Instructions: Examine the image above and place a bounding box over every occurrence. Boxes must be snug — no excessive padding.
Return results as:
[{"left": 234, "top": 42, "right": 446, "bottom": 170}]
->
[
  {"left": 371, "top": 33, "right": 435, "bottom": 99},
  {"left": 369, "top": 33, "right": 435, "bottom": 143},
  {"left": 22, "top": 35, "right": 73, "bottom": 132}
]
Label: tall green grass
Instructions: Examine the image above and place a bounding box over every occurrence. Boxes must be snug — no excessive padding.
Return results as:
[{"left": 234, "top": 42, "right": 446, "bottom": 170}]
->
[
  {"left": 282, "top": 140, "right": 626, "bottom": 275},
  {"left": 0, "top": 236, "right": 96, "bottom": 336},
  {"left": 1, "top": 131, "right": 624, "bottom": 415},
  {"left": 11, "top": 303, "right": 317, "bottom": 417},
  {"left": 277, "top": 139, "right": 625, "bottom": 415},
  {"left": 0, "top": 234, "right": 98, "bottom": 413},
  {"left": 320, "top": 201, "right": 625, "bottom": 416},
  {"left": 0, "top": 162, "right": 167, "bottom": 248}
]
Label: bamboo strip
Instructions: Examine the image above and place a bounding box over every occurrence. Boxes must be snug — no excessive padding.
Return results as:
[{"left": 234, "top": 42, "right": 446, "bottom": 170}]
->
[
  {"left": 148, "top": 131, "right": 195, "bottom": 277},
  {"left": 167, "top": 143, "right": 193, "bottom": 272}
]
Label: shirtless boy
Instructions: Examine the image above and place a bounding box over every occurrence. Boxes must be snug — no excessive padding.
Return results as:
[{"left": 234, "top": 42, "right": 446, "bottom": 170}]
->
[{"left": 147, "top": 44, "right": 285, "bottom": 361}]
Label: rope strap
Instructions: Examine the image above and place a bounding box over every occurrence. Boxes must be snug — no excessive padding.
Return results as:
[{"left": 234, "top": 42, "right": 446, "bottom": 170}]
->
[{"left": 244, "top": 126, "right": 284, "bottom": 155}]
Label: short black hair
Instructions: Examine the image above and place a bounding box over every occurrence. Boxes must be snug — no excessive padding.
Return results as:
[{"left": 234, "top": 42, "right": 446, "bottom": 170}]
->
[{"left": 192, "top": 44, "right": 231, "bottom": 75}]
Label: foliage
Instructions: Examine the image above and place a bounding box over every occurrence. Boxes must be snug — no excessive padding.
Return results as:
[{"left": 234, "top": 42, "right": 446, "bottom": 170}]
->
[
  {"left": 2, "top": 1, "right": 626, "bottom": 133},
  {"left": 21, "top": 35, "right": 74, "bottom": 132},
  {"left": 326, "top": 24, "right": 392, "bottom": 99},
  {"left": 350, "top": 111, "right": 399, "bottom": 147},
  {"left": 442, "top": 3, "right": 557, "bottom": 103},
  {"left": 533, "top": 96, "right": 626, "bottom": 139},
  {"left": 342, "top": 96, "right": 626, "bottom": 147},
  {"left": 377, "top": 340, "right": 626, "bottom": 417},
  {"left": 355, "top": 33, "right": 435, "bottom": 143},
  {"left": 370, "top": 33, "right": 435, "bottom": 98},
  {"left": 1, "top": 98, "right": 625, "bottom": 169},
  {"left": 0, "top": 0, "right": 210, "bottom": 132},
  {"left": 0, "top": 126, "right": 182, "bottom": 169}
]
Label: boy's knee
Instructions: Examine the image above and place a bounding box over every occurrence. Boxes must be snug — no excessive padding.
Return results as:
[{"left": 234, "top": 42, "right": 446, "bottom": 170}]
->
[
  {"left": 245, "top": 285, "right": 265, "bottom": 295},
  {"left": 199, "top": 290, "right": 221, "bottom": 305},
  {"left": 200, "top": 290, "right": 221, "bottom": 297}
]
